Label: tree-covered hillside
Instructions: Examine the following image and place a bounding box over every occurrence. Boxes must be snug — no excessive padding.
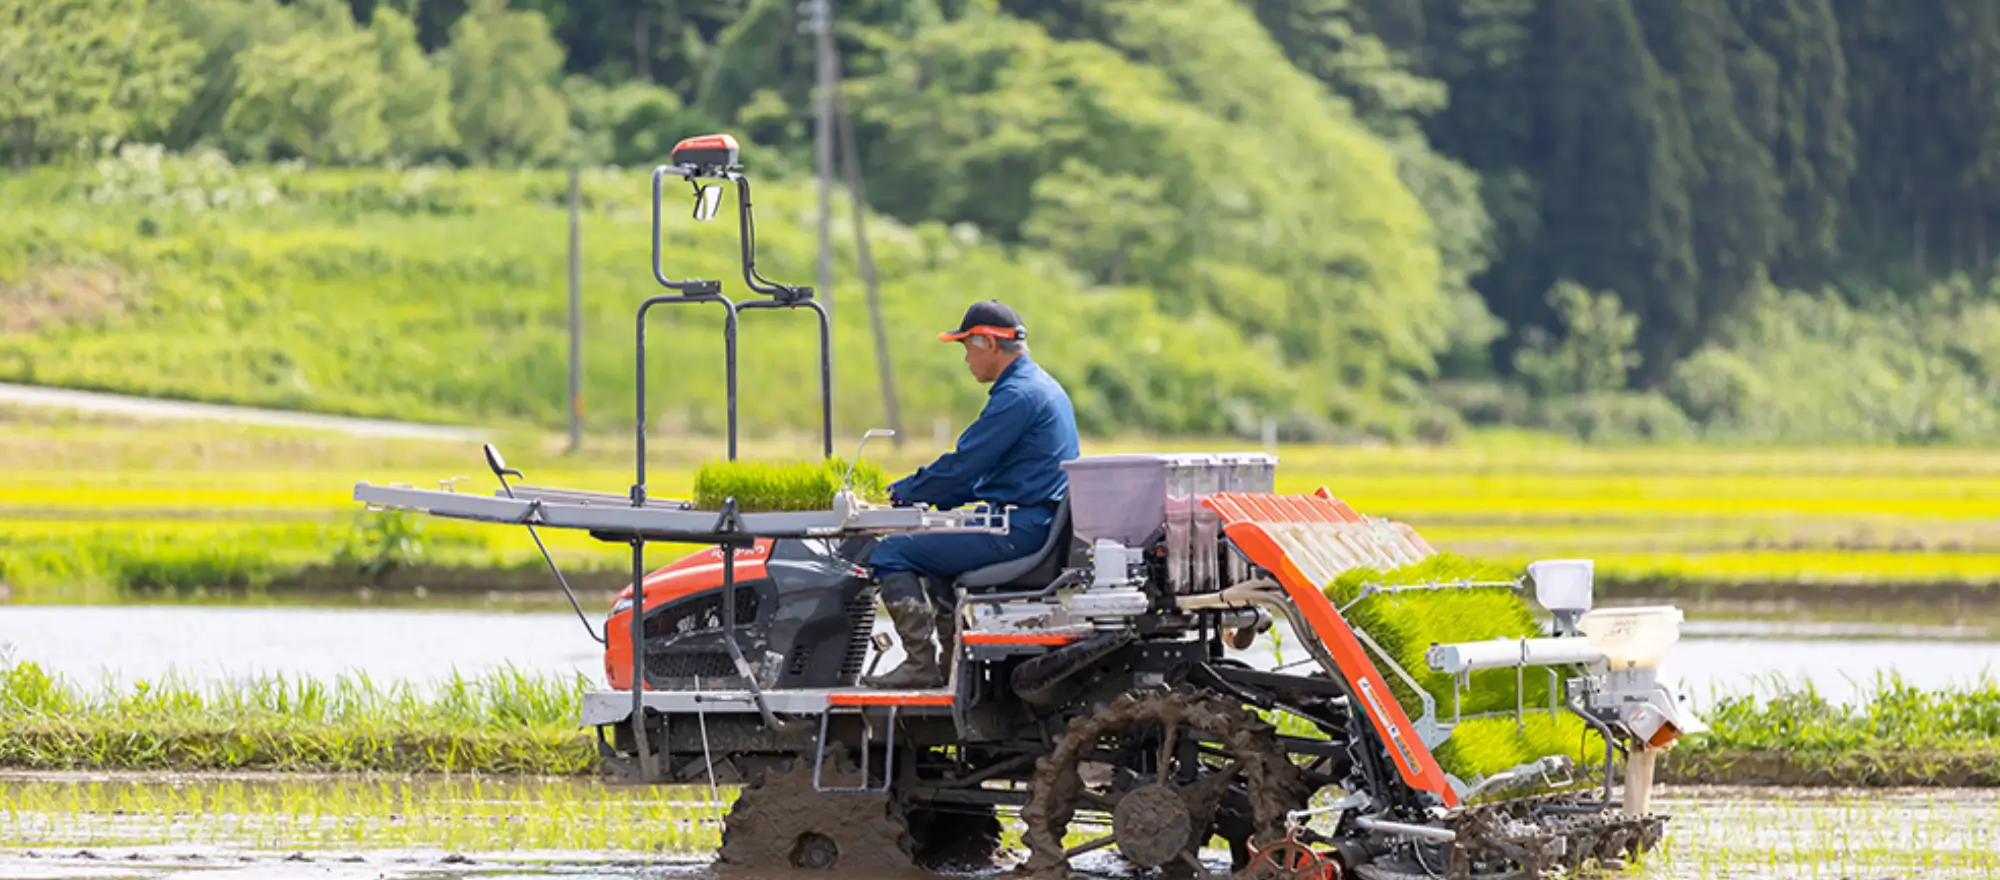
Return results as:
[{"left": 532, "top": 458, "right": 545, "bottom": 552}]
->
[{"left": 4, "top": 0, "right": 1999, "bottom": 443}]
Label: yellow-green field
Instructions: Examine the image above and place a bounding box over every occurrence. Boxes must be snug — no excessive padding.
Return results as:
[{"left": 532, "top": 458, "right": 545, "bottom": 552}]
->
[{"left": 5, "top": 407, "right": 1999, "bottom": 603}]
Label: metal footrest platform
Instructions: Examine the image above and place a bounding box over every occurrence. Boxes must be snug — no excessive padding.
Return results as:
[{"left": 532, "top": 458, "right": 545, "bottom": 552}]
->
[{"left": 580, "top": 687, "right": 955, "bottom": 726}]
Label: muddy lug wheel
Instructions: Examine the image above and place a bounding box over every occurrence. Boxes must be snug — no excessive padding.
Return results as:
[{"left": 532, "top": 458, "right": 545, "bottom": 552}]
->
[
  {"left": 718, "top": 756, "right": 916, "bottom": 872},
  {"left": 1021, "top": 689, "right": 1313, "bottom": 880},
  {"left": 1247, "top": 838, "right": 1339, "bottom": 880}
]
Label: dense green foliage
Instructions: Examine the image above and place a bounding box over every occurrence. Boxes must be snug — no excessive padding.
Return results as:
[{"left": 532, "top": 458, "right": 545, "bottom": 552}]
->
[
  {"left": 7, "top": 0, "right": 2000, "bottom": 442},
  {"left": 0, "top": 158, "right": 1324, "bottom": 436}
]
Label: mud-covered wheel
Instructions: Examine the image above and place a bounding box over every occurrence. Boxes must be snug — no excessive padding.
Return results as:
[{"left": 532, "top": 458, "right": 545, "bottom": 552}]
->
[
  {"left": 1245, "top": 838, "right": 1338, "bottom": 880},
  {"left": 718, "top": 757, "right": 915, "bottom": 872},
  {"left": 1021, "top": 689, "right": 1312, "bottom": 879},
  {"left": 908, "top": 803, "right": 1004, "bottom": 869}
]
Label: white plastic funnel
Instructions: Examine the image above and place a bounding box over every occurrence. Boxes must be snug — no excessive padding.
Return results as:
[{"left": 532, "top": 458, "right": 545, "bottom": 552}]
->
[{"left": 1528, "top": 558, "right": 1595, "bottom": 614}]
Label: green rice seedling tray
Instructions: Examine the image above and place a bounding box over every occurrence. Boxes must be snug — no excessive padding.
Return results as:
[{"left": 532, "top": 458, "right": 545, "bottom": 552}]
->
[
  {"left": 692, "top": 458, "right": 888, "bottom": 512},
  {"left": 1326, "top": 554, "right": 1594, "bottom": 780}
]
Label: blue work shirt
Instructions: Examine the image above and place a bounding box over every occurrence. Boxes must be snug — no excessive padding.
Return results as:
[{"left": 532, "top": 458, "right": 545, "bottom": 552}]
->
[{"left": 891, "top": 355, "right": 1080, "bottom": 511}]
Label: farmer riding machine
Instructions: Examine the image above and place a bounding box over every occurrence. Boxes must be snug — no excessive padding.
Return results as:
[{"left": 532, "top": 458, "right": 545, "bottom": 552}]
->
[{"left": 352, "top": 135, "right": 1706, "bottom": 879}]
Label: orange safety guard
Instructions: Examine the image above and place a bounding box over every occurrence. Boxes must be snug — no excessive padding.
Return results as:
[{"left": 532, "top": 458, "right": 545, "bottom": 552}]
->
[
  {"left": 828, "top": 692, "right": 955, "bottom": 707},
  {"left": 961, "top": 632, "right": 1083, "bottom": 646},
  {"left": 1206, "top": 492, "right": 1460, "bottom": 807}
]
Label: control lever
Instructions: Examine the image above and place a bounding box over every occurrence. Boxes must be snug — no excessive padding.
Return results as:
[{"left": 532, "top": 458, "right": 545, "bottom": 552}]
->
[
  {"left": 841, "top": 429, "right": 897, "bottom": 494},
  {"left": 835, "top": 429, "right": 899, "bottom": 523}
]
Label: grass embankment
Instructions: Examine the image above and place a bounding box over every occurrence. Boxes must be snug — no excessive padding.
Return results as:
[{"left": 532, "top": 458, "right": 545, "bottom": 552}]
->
[
  {"left": 1662, "top": 676, "right": 2000, "bottom": 787},
  {"left": 9, "top": 410, "right": 2000, "bottom": 605},
  {"left": 5, "top": 651, "right": 1996, "bottom": 786},
  {"left": 0, "top": 660, "right": 594, "bottom": 776}
]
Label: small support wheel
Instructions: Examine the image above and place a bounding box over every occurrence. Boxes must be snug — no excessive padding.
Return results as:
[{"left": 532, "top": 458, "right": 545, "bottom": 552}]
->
[{"left": 1248, "top": 838, "right": 1338, "bottom": 880}]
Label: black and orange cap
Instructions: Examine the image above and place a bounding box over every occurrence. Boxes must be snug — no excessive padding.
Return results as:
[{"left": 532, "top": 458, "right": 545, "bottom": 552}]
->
[{"left": 939, "top": 300, "right": 1027, "bottom": 342}]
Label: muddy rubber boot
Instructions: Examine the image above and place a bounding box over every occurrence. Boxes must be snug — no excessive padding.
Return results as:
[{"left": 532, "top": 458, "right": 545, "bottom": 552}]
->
[{"left": 864, "top": 573, "right": 943, "bottom": 689}]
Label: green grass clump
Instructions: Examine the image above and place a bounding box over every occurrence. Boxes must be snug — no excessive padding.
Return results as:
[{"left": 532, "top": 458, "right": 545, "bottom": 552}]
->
[
  {"left": 1664, "top": 673, "right": 2000, "bottom": 786},
  {"left": 692, "top": 457, "right": 888, "bottom": 511},
  {"left": 0, "top": 661, "right": 596, "bottom": 775},
  {"left": 1692, "top": 673, "right": 2000, "bottom": 753}
]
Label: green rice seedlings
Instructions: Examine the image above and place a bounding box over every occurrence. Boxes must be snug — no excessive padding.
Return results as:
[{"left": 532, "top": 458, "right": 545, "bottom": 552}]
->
[
  {"left": 1325, "top": 554, "right": 1542, "bottom": 713},
  {"left": 1323, "top": 552, "right": 1521, "bottom": 606},
  {"left": 1431, "top": 714, "right": 1600, "bottom": 787},
  {"left": 692, "top": 457, "right": 889, "bottom": 511},
  {"left": 1324, "top": 554, "right": 1582, "bottom": 779},
  {"left": 0, "top": 775, "right": 729, "bottom": 854}
]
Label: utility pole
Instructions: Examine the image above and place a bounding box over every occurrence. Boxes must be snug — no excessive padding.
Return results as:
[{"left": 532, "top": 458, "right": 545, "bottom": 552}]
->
[
  {"left": 810, "top": 0, "right": 836, "bottom": 330},
  {"left": 567, "top": 165, "right": 583, "bottom": 453},
  {"left": 831, "top": 58, "right": 904, "bottom": 446}
]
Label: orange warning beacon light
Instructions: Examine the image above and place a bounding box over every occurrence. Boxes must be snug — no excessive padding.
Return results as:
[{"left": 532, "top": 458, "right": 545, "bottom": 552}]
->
[{"left": 671, "top": 133, "right": 740, "bottom": 171}]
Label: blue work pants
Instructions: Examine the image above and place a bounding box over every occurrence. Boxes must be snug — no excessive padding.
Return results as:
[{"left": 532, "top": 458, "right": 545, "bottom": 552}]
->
[{"left": 870, "top": 506, "right": 1054, "bottom": 609}]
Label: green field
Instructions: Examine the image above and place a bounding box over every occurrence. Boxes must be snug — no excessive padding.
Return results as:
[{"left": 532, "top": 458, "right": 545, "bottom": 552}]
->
[{"left": 5, "top": 406, "right": 1999, "bottom": 604}]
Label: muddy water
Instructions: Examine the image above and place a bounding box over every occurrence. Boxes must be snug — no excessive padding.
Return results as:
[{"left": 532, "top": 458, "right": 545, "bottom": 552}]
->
[
  {"left": 6, "top": 603, "right": 1997, "bottom": 704},
  {"left": 0, "top": 773, "right": 1994, "bottom": 880}
]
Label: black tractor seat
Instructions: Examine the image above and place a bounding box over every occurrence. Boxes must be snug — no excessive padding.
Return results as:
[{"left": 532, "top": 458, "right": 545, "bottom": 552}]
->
[{"left": 952, "top": 496, "right": 1073, "bottom": 593}]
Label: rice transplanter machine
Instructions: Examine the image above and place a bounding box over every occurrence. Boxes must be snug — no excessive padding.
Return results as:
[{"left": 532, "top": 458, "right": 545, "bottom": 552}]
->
[{"left": 354, "top": 135, "right": 1706, "bottom": 879}]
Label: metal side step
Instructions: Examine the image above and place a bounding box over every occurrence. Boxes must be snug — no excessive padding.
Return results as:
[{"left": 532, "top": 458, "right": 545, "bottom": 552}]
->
[{"left": 578, "top": 687, "right": 954, "bottom": 726}]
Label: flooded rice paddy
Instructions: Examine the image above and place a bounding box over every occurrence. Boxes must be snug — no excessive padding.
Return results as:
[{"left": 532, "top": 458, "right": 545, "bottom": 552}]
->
[
  {"left": 5, "top": 602, "right": 1997, "bottom": 705},
  {"left": 0, "top": 773, "right": 1994, "bottom": 880},
  {"left": 4, "top": 598, "right": 1998, "bottom": 878}
]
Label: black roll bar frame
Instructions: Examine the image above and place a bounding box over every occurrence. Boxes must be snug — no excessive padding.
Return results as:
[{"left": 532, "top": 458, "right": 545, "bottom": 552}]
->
[{"left": 623, "top": 159, "right": 836, "bottom": 780}]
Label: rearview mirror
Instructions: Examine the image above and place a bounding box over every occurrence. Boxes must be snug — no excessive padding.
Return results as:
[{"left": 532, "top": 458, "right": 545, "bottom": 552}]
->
[
  {"left": 483, "top": 443, "right": 521, "bottom": 479},
  {"left": 693, "top": 184, "right": 723, "bottom": 222}
]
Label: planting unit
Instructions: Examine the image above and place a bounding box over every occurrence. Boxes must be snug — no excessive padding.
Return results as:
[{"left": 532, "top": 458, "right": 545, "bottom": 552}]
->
[{"left": 353, "top": 135, "right": 1706, "bottom": 879}]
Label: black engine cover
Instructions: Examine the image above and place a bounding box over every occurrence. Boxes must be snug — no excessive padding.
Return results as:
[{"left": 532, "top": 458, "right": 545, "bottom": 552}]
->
[{"left": 637, "top": 538, "right": 877, "bottom": 690}]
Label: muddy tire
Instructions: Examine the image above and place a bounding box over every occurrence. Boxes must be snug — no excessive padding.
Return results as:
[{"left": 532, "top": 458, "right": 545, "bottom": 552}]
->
[
  {"left": 718, "top": 757, "right": 916, "bottom": 872},
  {"left": 1020, "top": 689, "right": 1312, "bottom": 879}
]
